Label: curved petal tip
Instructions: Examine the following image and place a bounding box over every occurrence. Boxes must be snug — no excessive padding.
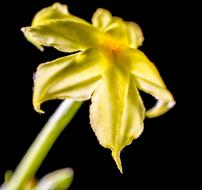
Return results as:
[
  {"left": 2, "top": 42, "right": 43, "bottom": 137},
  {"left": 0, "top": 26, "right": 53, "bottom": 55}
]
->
[
  {"left": 34, "top": 103, "right": 45, "bottom": 114},
  {"left": 112, "top": 150, "right": 123, "bottom": 174}
]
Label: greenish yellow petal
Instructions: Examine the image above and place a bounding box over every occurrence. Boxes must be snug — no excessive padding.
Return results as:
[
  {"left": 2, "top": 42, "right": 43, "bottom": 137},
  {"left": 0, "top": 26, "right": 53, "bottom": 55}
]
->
[
  {"left": 135, "top": 77, "right": 175, "bottom": 118},
  {"left": 121, "top": 76, "right": 145, "bottom": 148},
  {"left": 90, "top": 57, "right": 144, "bottom": 172},
  {"left": 92, "top": 9, "right": 128, "bottom": 43},
  {"left": 129, "top": 49, "right": 165, "bottom": 86},
  {"left": 105, "top": 17, "right": 128, "bottom": 44},
  {"left": 124, "top": 22, "right": 144, "bottom": 48},
  {"left": 105, "top": 20, "right": 144, "bottom": 48},
  {"left": 92, "top": 9, "right": 143, "bottom": 48},
  {"left": 22, "top": 3, "right": 90, "bottom": 52},
  {"left": 90, "top": 70, "right": 129, "bottom": 172},
  {"left": 32, "top": 2, "right": 88, "bottom": 26},
  {"left": 22, "top": 20, "right": 103, "bottom": 53},
  {"left": 129, "top": 49, "right": 175, "bottom": 117},
  {"left": 92, "top": 8, "right": 112, "bottom": 30},
  {"left": 33, "top": 49, "right": 102, "bottom": 113},
  {"left": 21, "top": 27, "right": 44, "bottom": 51},
  {"left": 21, "top": 2, "right": 104, "bottom": 52}
]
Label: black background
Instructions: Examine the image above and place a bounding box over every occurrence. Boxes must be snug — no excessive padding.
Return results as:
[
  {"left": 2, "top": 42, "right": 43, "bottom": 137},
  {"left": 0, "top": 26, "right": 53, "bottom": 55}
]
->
[{"left": 0, "top": 0, "right": 179, "bottom": 189}]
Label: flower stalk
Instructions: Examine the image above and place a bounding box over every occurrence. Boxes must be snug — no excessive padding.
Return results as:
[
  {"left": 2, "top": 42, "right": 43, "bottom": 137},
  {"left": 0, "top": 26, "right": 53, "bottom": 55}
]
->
[{"left": 1, "top": 99, "right": 82, "bottom": 190}]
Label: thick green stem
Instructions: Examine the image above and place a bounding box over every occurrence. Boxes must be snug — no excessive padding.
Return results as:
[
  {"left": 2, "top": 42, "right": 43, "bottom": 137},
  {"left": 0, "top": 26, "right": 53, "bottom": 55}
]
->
[{"left": 1, "top": 99, "right": 82, "bottom": 190}]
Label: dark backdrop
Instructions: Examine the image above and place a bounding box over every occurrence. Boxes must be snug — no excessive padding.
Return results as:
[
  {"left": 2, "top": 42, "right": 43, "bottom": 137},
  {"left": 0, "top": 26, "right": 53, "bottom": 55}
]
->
[{"left": 0, "top": 0, "right": 178, "bottom": 189}]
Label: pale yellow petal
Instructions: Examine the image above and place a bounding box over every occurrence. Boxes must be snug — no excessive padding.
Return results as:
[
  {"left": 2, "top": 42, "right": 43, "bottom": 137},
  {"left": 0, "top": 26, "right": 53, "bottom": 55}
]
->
[
  {"left": 22, "top": 3, "right": 103, "bottom": 52},
  {"left": 92, "top": 9, "right": 143, "bottom": 48},
  {"left": 33, "top": 49, "right": 103, "bottom": 113},
  {"left": 32, "top": 2, "right": 88, "bottom": 26},
  {"left": 129, "top": 49, "right": 175, "bottom": 117},
  {"left": 124, "top": 22, "right": 144, "bottom": 48},
  {"left": 22, "top": 21, "right": 103, "bottom": 53},
  {"left": 135, "top": 77, "right": 175, "bottom": 118},
  {"left": 92, "top": 8, "right": 112, "bottom": 30},
  {"left": 105, "top": 17, "right": 128, "bottom": 44},
  {"left": 21, "top": 27, "right": 44, "bottom": 51},
  {"left": 121, "top": 76, "right": 145, "bottom": 147},
  {"left": 90, "top": 78, "right": 129, "bottom": 172},
  {"left": 93, "top": 10, "right": 127, "bottom": 43},
  {"left": 129, "top": 49, "right": 165, "bottom": 87},
  {"left": 90, "top": 57, "right": 145, "bottom": 172}
]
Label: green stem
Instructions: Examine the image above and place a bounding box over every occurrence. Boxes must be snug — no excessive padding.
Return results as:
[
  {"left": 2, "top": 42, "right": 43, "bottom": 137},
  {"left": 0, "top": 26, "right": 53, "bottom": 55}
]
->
[{"left": 1, "top": 99, "right": 82, "bottom": 190}]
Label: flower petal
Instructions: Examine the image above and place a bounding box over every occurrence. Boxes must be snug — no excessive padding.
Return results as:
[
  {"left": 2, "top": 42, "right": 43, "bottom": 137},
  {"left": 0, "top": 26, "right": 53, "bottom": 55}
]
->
[
  {"left": 121, "top": 76, "right": 145, "bottom": 148},
  {"left": 90, "top": 66, "right": 129, "bottom": 173},
  {"left": 32, "top": 2, "right": 88, "bottom": 26},
  {"left": 92, "top": 8, "right": 112, "bottom": 30},
  {"left": 129, "top": 49, "right": 175, "bottom": 117},
  {"left": 105, "top": 19, "right": 144, "bottom": 48},
  {"left": 92, "top": 9, "right": 128, "bottom": 44},
  {"left": 21, "top": 3, "right": 103, "bottom": 53},
  {"left": 92, "top": 8, "right": 144, "bottom": 48},
  {"left": 90, "top": 59, "right": 144, "bottom": 172},
  {"left": 135, "top": 77, "right": 175, "bottom": 118},
  {"left": 22, "top": 20, "right": 103, "bottom": 53},
  {"left": 124, "top": 22, "right": 144, "bottom": 48},
  {"left": 105, "top": 17, "right": 128, "bottom": 44},
  {"left": 21, "top": 27, "right": 44, "bottom": 51},
  {"left": 22, "top": 3, "right": 89, "bottom": 52},
  {"left": 33, "top": 49, "right": 102, "bottom": 113}
]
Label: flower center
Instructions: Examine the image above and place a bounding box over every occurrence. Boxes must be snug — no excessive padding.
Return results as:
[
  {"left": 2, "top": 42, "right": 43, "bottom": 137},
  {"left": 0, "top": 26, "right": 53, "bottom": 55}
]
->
[{"left": 99, "top": 36, "right": 125, "bottom": 56}]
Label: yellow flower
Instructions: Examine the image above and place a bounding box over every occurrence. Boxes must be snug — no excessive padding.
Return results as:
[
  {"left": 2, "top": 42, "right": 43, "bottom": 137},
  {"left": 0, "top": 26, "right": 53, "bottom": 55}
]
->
[{"left": 22, "top": 3, "right": 175, "bottom": 173}]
